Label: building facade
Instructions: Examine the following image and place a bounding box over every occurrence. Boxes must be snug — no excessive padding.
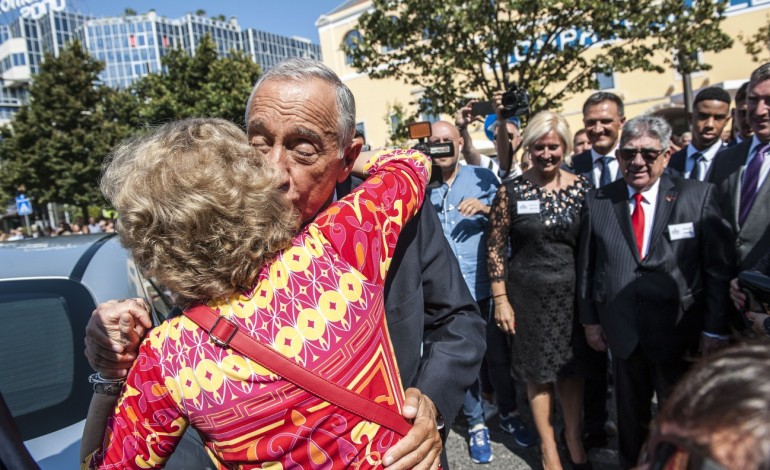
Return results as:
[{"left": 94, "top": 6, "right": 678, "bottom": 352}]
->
[
  {"left": 0, "top": 7, "right": 321, "bottom": 123},
  {"left": 316, "top": 0, "right": 770, "bottom": 151}
]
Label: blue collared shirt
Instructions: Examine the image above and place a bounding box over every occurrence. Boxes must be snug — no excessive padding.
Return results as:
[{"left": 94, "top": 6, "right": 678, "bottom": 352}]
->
[{"left": 428, "top": 165, "right": 499, "bottom": 301}]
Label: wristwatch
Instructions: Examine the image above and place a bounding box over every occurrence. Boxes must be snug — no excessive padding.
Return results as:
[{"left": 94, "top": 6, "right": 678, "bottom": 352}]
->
[{"left": 88, "top": 373, "right": 126, "bottom": 397}]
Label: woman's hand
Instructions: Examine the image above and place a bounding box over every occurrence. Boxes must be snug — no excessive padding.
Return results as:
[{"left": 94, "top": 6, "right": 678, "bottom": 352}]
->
[{"left": 494, "top": 298, "right": 516, "bottom": 335}]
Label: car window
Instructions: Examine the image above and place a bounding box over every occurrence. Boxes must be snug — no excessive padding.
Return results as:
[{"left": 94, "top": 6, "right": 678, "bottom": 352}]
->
[
  {"left": 0, "top": 296, "right": 74, "bottom": 416},
  {"left": 0, "top": 280, "right": 93, "bottom": 441}
]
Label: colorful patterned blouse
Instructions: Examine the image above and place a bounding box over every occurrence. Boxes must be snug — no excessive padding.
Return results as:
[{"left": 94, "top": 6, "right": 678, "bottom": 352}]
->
[{"left": 85, "top": 149, "right": 430, "bottom": 469}]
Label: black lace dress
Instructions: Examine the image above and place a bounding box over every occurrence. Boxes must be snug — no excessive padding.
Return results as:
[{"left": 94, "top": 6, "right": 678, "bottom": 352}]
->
[{"left": 487, "top": 175, "right": 589, "bottom": 383}]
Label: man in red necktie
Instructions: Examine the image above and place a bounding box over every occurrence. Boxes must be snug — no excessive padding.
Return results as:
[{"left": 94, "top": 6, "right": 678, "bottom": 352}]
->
[{"left": 576, "top": 115, "right": 735, "bottom": 469}]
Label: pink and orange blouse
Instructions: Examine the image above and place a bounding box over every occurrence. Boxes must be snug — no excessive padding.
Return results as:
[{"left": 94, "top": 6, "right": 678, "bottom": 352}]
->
[{"left": 84, "top": 149, "right": 430, "bottom": 469}]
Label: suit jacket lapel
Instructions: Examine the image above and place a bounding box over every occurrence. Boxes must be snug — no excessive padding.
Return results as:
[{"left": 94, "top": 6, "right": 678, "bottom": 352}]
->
[
  {"left": 731, "top": 145, "right": 751, "bottom": 231},
  {"left": 647, "top": 176, "right": 677, "bottom": 254},
  {"left": 608, "top": 182, "right": 641, "bottom": 262},
  {"left": 744, "top": 169, "right": 770, "bottom": 231}
]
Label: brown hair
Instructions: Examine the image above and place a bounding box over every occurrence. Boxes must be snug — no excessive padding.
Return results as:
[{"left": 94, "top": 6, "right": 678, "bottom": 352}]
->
[{"left": 101, "top": 118, "right": 298, "bottom": 306}]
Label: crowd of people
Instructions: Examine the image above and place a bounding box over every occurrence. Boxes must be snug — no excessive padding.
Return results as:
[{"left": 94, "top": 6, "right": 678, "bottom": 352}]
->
[
  {"left": 0, "top": 216, "right": 115, "bottom": 241},
  {"left": 53, "top": 56, "right": 770, "bottom": 470}
]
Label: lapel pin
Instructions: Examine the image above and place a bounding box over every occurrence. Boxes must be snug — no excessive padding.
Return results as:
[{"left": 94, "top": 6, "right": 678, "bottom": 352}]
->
[{"left": 665, "top": 193, "right": 676, "bottom": 202}]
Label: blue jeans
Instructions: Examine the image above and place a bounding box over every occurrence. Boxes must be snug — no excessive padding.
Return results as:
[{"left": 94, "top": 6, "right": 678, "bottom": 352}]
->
[{"left": 462, "top": 378, "right": 485, "bottom": 428}]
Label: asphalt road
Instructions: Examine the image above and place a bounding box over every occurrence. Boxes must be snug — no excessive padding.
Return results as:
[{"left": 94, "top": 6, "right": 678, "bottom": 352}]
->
[{"left": 444, "top": 403, "right": 622, "bottom": 469}]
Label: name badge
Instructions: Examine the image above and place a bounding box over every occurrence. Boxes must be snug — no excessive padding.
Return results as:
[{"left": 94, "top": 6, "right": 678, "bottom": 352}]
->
[
  {"left": 668, "top": 222, "right": 695, "bottom": 241},
  {"left": 517, "top": 200, "right": 540, "bottom": 214}
]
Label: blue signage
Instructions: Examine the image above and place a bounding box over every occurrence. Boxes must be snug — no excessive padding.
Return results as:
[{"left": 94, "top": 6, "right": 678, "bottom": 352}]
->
[{"left": 15, "top": 195, "right": 32, "bottom": 216}]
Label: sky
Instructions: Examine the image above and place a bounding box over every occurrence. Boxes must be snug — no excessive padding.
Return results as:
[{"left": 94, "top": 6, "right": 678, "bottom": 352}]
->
[{"left": 66, "top": 0, "right": 346, "bottom": 43}]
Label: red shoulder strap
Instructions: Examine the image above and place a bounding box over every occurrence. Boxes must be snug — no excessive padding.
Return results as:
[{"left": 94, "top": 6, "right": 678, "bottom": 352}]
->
[{"left": 183, "top": 304, "right": 412, "bottom": 437}]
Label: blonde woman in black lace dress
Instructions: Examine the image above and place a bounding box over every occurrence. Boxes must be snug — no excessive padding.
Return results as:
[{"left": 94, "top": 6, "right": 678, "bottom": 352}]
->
[{"left": 487, "top": 111, "right": 590, "bottom": 470}]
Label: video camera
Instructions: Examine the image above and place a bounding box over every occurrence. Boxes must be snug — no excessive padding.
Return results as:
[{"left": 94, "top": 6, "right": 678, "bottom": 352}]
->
[
  {"left": 407, "top": 121, "right": 446, "bottom": 189},
  {"left": 471, "top": 83, "right": 531, "bottom": 120}
]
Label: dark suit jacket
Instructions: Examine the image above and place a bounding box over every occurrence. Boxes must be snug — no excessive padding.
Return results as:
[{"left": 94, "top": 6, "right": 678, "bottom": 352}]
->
[
  {"left": 336, "top": 178, "right": 485, "bottom": 430},
  {"left": 570, "top": 149, "right": 621, "bottom": 187},
  {"left": 577, "top": 175, "right": 735, "bottom": 362},
  {"left": 669, "top": 143, "right": 727, "bottom": 178},
  {"left": 708, "top": 140, "right": 770, "bottom": 271}
]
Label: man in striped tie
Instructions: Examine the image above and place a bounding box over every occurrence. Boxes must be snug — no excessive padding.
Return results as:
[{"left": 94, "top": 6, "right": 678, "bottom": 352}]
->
[
  {"left": 669, "top": 87, "right": 731, "bottom": 180},
  {"left": 577, "top": 115, "right": 735, "bottom": 469},
  {"left": 710, "top": 63, "right": 770, "bottom": 273}
]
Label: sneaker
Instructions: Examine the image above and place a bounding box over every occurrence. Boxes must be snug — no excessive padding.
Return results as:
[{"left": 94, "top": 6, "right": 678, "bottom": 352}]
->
[
  {"left": 499, "top": 413, "right": 538, "bottom": 447},
  {"left": 468, "top": 425, "right": 493, "bottom": 463}
]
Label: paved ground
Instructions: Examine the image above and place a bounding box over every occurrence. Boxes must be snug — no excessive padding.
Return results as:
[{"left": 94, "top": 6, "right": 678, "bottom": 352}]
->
[
  {"left": 445, "top": 417, "right": 621, "bottom": 469},
  {"left": 444, "top": 395, "right": 622, "bottom": 469}
]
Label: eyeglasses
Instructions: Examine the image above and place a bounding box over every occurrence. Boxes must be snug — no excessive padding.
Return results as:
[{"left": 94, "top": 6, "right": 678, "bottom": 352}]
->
[
  {"left": 638, "top": 425, "right": 726, "bottom": 470},
  {"left": 617, "top": 147, "right": 665, "bottom": 162}
]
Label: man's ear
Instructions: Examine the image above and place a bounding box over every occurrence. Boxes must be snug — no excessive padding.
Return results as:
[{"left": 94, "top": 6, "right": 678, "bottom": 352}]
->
[{"left": 338, "top": 141, "right": 361, "bottom": 183}]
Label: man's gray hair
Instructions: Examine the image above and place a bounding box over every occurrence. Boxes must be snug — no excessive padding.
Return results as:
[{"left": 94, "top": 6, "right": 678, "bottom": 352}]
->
[
  {"left": 620, "top": 115, "right": 672, "bottom": 150},
  {"left": 749, "top": 63, "right": 770, "bottom": 93},
  {"left": 245, "top": 58, "right": 356, "bottom": 156}
]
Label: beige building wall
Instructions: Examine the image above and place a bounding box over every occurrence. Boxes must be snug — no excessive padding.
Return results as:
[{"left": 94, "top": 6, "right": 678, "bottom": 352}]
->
[{"left": 317, "top": 0, "right": 770, "bottom": 150}]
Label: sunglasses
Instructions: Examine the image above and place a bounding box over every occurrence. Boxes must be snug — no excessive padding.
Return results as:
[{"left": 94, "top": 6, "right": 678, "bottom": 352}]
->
[
  {"left": 638, "top": 429, "right": 726, "bottom": 470},
  {"left": 617, "top": 147, "right": 665, "bottom": 162}
]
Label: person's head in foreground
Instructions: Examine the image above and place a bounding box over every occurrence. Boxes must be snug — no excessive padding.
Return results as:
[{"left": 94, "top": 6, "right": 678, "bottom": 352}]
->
[
  {"left": 616, "top": 115, "right": 672, "bottom": 193},
  {"left": 100, "top": 117, "right": 299, "bottom": 307},
  {"left": 638, "top": 341, "right": 770, "bottom": 469}
]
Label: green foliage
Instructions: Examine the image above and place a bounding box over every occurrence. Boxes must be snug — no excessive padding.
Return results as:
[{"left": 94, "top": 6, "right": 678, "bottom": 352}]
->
[
  {"left": 346, "top": 0, "right": 733, "bottom": 116},
  {"left": 384, "top": 102, "right": 411, "bottom": 147},
  {"left": 741, "top": 14, "right": 770, "bottom": 62},
  {"left": 0, "top": 40, "right": 132, "bottom": 214},
  {"left": 131, "top": 35, "right": 261, "bottom": 126},
  {"left": 123, "top": 8, "right": 137, "bottom": 16},
  {"left": 0, "top": 35, "right": 262, "bottom": 213}
]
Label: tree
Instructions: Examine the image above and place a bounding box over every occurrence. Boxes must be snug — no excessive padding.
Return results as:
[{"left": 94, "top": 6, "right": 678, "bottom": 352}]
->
[
  {"left": 123, "top": 8, "right": 137, "bottom": 16},
  {"left": 384, "top": 102, "right": 411, "bottom": 147},
  {"left": 741, "top": 15, "right": 770, "bottom": 62},
  {"left": 347, "top": 0, "right": 732, "bottom": 117},
  {"left": 0, "top": 40, "right": 132, "bottom": 219},
  {"left": 131, "top": 35, "right": 261, "bottom": 126}
]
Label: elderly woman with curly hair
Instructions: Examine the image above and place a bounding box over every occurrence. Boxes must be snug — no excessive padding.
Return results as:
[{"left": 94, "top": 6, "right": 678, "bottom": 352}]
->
[
  {"left": 80, "top": 117, "right": 429, "bottom": 469},
  {"left": 487, "top": 111, "right": 591, "bottom": 470}
]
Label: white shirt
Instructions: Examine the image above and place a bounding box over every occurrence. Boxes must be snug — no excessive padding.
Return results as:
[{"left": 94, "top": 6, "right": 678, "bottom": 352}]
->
[
  {"left": 684, "top": 140, "right": 723, "bottom": 180},
  {"left": 745, "top": 135, "right": 770, "bottom": 190},
  {"left": 627, "top": 179, "right": 661, "bottom": 258},
  {"left": 591, "top": 146, "right": 620, "bottom": 188}
]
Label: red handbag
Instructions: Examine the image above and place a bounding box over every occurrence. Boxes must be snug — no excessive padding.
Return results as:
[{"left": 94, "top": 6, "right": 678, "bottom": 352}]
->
[{"left": 183, "top": 304, "right": 412, "bottom": 437}]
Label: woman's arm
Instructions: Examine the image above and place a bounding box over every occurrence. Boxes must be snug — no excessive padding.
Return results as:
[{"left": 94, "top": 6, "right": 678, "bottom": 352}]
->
[
  {"left": 313, "top": 149, "right": 431, "bottom": 284},
  {"left": 80, "top": 393, "right": 119, "bottom": 463}
]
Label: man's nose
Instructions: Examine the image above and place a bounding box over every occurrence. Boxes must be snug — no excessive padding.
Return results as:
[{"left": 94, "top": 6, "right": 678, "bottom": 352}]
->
[{"left": 755, "top": 99, "right": 770, "bottom": 117}]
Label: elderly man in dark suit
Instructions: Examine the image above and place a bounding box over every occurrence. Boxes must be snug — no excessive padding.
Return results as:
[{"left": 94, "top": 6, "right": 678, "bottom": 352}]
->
[
  {"left": 709, "top": 63, "right": 770, "bottom": 273},
  {"left": 577, "top": 115, "right": 735, "bottom": 469},
  {"left": 83, "top": 58, "right": 486, "bottom": 470},
  {"left": 669, "top": 86, "right": 731, "bottom": 180}
]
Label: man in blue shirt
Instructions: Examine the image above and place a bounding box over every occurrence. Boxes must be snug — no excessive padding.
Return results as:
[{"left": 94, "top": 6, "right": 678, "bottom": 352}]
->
[{"left": 428, "top": 120, "right": 535, "bottom": 462}]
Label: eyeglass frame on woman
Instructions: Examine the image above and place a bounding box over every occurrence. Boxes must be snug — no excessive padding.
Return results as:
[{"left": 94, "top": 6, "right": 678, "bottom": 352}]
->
[{"left": 616, "top": 147, "right": 665, "bottom": 163}]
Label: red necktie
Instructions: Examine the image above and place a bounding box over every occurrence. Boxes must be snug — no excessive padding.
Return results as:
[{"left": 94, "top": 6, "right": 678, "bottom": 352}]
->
[{"left": 632, "top": 193, "right": 645, "bottom": 258}]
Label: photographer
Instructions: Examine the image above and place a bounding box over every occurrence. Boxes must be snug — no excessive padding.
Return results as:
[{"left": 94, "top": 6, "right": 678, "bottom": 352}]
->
[
  {"left": 455, "top": 87, "right": 528, "bottom": 181},
  {"left": 730, "top": 251, "right": 770, "bottom": 337}
]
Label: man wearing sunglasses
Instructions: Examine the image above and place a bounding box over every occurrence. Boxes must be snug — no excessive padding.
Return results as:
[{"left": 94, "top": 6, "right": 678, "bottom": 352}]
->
[{"left": 577, "top": 115, "right": 734, "bottom": 469}]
